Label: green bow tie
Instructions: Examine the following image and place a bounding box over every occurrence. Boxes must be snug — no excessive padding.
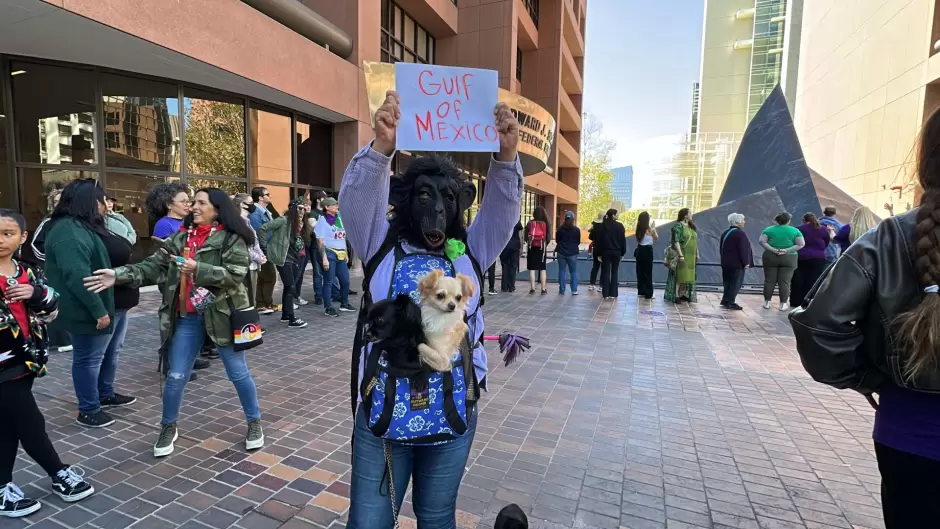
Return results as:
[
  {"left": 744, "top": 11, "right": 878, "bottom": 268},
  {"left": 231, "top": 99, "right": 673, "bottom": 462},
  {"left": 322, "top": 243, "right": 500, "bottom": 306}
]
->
[{"left": 445, "top": 239, "right": 466, "bottom": 262}]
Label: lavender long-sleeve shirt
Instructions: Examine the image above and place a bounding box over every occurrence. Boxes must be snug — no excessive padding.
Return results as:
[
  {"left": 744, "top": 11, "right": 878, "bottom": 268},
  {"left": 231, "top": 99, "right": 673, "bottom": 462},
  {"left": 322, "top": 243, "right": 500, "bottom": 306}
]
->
[{"left": 340, "top": 143, "right": 523, "bottom": 388}]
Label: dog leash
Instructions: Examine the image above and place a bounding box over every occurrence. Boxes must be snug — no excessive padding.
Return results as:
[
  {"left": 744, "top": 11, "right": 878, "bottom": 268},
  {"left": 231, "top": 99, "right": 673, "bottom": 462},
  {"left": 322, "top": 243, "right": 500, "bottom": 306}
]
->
[{"left": 383, "top": 440, "right": 401, "bottom": 529}]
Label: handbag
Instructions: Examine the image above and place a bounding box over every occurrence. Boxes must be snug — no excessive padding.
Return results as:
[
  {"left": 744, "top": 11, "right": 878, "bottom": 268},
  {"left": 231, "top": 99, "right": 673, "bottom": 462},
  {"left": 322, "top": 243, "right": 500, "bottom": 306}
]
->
[
  {"left": 664, "top": 246, "right": 679, "bottom": 270},
  {"left": 228, "top": 271, "right": 262, "bottom": 351}
]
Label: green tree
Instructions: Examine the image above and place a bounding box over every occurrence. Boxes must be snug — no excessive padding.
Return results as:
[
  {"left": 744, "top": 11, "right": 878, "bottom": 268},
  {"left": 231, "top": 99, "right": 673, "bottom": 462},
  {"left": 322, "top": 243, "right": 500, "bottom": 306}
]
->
[
  {"left": 578, "top": 112, "right": 615, "bottom": 230},
  {"left": 185, "top": 100, "right": 246, "bottom": 178},
  {"left": 618, "top": 209, "right": 642, "bottom": 234}
]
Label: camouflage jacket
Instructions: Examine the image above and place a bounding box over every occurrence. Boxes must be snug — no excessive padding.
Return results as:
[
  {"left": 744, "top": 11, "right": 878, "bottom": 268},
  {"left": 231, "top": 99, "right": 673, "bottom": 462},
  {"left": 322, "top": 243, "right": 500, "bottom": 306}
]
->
[{"left": 114, "top": 229, "right": 250, "bottom": 348}]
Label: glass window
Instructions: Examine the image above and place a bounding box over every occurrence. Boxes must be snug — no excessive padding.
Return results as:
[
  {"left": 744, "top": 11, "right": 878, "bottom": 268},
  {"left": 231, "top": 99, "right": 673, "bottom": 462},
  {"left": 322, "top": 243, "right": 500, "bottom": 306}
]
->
[
  {"left": 0, "top": 76, "right": 7, "bottom": 166},
  {"left": 381, "top": 0, "right": 435, "bottom": 64},
  {"left": 249, "top": 106, "right": 292, "bottom": 185},
  {"left": 183, "top": 88, "right": 245, "bottom": 178},
  {"left": 296, "top": 117, "right": 333, "bottom": 189},
  {"left": 101, "top": 74, "right": 181, "bottom": 172},
  {"left": 186, "top": 178, "right": 247, "bottom": 197},
  {"left": 18, "top": 168, "right": 98, "bottom": 234},
  {"left": 103, "top": 172, "right": 180, "bottom": 261},
  {"left": 11, "top": 62, "right": 97, "bottom": 165}
]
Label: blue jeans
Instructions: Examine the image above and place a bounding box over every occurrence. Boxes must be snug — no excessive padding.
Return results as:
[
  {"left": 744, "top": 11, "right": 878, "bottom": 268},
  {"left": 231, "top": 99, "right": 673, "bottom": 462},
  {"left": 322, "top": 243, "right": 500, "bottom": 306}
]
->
[
  {"left": 346, "top": 405, "right": 476, "bottom": 529},
  {"left": 558, "top": 254, "right": 579, "bottom": 294},
  {"left": 162, "top": 314, "right": 260, "bottom": 425},
  {"left": 69, "top": 310, "right": 128, "bottom": 415},
  {"left": 322, "top": 250, "right": 350, "bottom": 309}
]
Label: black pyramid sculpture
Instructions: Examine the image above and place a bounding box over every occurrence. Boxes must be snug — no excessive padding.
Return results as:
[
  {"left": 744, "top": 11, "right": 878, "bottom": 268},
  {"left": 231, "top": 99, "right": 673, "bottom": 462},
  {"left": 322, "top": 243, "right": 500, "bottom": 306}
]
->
[{"left": 717, "top": 84, "right": 863, "bottom": 225}]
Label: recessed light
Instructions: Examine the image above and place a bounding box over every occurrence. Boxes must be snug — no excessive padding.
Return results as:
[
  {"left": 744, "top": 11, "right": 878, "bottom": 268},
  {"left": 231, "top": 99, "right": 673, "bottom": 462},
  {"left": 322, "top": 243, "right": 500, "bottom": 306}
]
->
[{"left": 10, "top": 70, "right": 25, "bottom": 76}]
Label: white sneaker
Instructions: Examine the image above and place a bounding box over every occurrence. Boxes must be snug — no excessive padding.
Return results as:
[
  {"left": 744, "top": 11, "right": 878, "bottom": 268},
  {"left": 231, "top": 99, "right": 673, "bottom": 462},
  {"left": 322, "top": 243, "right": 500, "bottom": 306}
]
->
[
  {"left": 293, "top": 303, "right": 299, "bottom": 310},
  {"left": 779, "top": 302, "right": 790, "bottom": 311},
  {"left": 763, "top": 301, "right": 771, "bottom": 309},
  {"left": 588, "top": 285, "right": 595, "bottom": 291},
  {"left": 296, "top": 297, "right": 309, "bottom": 306},
  {"left": 58, "top": 345, "right": 73, "bottom": 353}
]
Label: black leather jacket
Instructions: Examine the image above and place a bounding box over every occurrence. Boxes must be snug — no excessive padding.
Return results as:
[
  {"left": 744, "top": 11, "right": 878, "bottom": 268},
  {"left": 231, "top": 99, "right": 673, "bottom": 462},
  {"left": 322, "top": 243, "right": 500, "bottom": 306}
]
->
[{"left": 789, "top": 209, "right": 940, "bottom": 394}]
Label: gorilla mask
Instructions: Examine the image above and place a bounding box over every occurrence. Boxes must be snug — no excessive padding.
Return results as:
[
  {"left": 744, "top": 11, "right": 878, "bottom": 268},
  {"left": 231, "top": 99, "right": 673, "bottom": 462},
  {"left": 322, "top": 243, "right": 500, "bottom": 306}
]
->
[{"left": 389, "top": 155, "right": 476, "bottom": 250}]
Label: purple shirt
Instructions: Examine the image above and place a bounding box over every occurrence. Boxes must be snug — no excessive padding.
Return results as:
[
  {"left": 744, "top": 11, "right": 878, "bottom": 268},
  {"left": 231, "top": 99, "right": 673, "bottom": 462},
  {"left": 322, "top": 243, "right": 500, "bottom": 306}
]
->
[
  {"left": 153, "top": 216, "right": 183, "bottom": 239},
  {"left": 340, "top": 143, "right": 523, "bottom": 394},
  {"left": 797, "top": 223, "right": 830, "bottom": 260},
  {"left": 874, "top": 384, "right": 940, "bottom": 461},
  {"left": 834, "top": 223, "right": 851, "bottom": 253}
]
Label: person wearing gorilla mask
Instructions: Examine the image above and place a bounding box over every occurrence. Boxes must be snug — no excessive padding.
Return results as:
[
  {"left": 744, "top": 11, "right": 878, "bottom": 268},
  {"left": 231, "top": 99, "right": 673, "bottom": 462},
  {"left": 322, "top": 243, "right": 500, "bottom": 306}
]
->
[{"left": 341, "top": 90, "right": 522, "bottom": 528}]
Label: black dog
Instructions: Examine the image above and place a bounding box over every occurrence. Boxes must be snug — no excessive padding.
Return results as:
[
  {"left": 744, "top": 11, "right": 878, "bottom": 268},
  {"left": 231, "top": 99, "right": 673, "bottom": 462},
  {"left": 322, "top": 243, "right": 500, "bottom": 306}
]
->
[
  {"left": 495, "top": 504, "right": 528, "bottom": 529},
  {"left": 364, "top": 294, "right": 426, "bottom": 373}
]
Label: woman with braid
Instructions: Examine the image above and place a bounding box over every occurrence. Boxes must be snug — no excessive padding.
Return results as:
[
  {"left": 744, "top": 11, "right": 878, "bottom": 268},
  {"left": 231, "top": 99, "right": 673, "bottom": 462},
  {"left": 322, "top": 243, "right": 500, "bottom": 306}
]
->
[{"left": 790, "top": 110, "right": 940, "bottom": 527}]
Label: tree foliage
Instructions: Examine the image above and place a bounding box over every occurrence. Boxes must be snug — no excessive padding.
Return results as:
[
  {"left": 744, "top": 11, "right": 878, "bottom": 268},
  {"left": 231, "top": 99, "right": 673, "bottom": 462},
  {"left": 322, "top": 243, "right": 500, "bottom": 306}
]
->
[
  {"left": 578, "top": 112, "right": 615, "bottom": 229},
  {"left": 185, "top": 100, "right": 246, "bottom": 179}
]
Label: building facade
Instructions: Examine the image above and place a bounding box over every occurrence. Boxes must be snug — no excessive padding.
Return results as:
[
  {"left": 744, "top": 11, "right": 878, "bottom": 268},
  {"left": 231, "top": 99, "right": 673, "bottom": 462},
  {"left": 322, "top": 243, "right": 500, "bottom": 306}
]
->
[
  {"left": 610, "top": 165, "right": 633, "bottom": 209},
  {"left": 0, "top": 0, "right": 586, "bottom": 256},
  {"left": 793, "top": 0, "right": 938, "bottom": 213}
]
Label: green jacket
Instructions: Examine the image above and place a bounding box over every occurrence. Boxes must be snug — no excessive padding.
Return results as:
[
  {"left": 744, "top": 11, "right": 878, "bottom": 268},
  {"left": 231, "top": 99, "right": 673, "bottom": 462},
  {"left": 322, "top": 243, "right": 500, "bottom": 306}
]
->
[
  {"left": 44, "top": 219, "right": 115, "bottom": 335},
  {"left": 258, "top": 216, "right": 290, "bottom": 267},
  {"left": 114, "top": 229, "right": 251, "bottom": 348}
]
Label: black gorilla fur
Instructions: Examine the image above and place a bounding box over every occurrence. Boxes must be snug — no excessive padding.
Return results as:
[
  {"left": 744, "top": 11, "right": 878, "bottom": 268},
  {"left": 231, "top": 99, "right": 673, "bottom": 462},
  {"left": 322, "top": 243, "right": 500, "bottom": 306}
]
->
[{"left": 388, "top": 154, "right": 476, "bottom": 250}]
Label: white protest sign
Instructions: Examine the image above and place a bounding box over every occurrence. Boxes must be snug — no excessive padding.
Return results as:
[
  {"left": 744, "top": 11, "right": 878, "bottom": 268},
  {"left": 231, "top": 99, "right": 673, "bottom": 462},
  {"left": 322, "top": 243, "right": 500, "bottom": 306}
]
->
[{"left": 394, "top": 63, "right": 499, "bottom": 153}]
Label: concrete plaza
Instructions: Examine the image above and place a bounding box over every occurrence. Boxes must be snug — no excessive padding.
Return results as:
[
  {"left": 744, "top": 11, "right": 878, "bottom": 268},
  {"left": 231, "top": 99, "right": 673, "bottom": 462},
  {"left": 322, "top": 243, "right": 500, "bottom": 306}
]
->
[{"left": 5, "top": 282, "right": 883, "bottom": 529}]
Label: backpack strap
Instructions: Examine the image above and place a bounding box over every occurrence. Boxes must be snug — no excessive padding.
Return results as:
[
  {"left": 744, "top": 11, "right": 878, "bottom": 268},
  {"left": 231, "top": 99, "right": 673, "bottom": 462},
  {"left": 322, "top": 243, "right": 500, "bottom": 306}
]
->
[{"left": 351, "top": 230, "right": 401, "bottom": 418}]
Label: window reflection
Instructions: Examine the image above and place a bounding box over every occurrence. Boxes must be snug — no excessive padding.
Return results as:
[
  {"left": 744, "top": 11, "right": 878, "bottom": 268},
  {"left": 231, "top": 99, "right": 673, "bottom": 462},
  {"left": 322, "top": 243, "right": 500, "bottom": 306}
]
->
[
  {"left": 249, "top": 106, "right": 291, "bottom": 184},
  {"left": 296, "top": 117, "right": 332, "bottom": 189},
  {"left": 104, "top": 172, "right": 178, "bottom": 262},
  {"left": 101, "top": 74, "right": 181, "bottom": 172},
  {"left": 187, "top": 178, "right": 247, "bottom": 197},
  {"left": 11, "top": 62, "right": 97, "bottom": 165},
  {"left": 184, "top": 88, "right": 245, "bottom": 178},
  {"left": 0, "top": 81, "right": 7, "bottom": 166},
  {"left": 18, "top": 168, "right": 98, "bottom": 233}
]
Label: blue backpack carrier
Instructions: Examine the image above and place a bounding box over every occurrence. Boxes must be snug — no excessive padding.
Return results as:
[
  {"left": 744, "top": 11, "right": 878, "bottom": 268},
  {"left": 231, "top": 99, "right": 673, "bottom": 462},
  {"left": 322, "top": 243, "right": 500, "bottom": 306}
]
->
[{"left": 351, "top": 237, "right": 484, "bottom": 445}]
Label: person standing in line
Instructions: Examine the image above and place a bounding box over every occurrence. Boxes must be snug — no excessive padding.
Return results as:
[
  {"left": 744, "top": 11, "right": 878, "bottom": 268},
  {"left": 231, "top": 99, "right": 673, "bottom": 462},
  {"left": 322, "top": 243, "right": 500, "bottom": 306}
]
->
[
  {"left": 555, "top": 211, "right": 581, "bottom": 295},
  {"left": 819, "top": 205, "right": 842, "bottom": 263},
  {"left": 30, "top": 189, "right": 71, "bottom": 354},
  {"left": 43, "top": 180, "right": 137, "bottom": 428},
  {"left": 147, "top": 184, "right": 211, "bottom": 374},
  {"left": 595, "top": 208, "right": 626, "bottom": 300},
  {"left": 307, "top": 191, "right": 328, "bottom": 305},
  {"left": 834, "top": 205, "right": 878, "bottom": 253},
  {"left": 588, "top": 212, "right": 603, "bottom": 291},
  {"left": 292, "top": 193, "right": 312, "bottom": 307},
  {"left": 232, "top": 194, "right": 267, "bottom": 309},
  {"left": 790, "top": 212, "right": 831, "bottom": 308},
  {"left": 499, "top": 218, "right": 524, "bottom": 292},
  {"left": 249, "top": 187, "right": 278, "bottom": 314},
  {"left": 789, "top": 108, "right": 940, "bottom": 527},
  {"left": 525, "top": 206, "right": 551, "bottom": 294},
  {"left": 759, "top": 212, "right": 804, "bottom": 311},
  {"left": 664, "top": 208, "right": 698, "bottom": 303},
  {"left": 719, "top": 213, "right": 753, "bottom": 311},
  {"left": 485, "top": 262, "right": 499, "bottom": 296},
  {"left": 634, "top": 212, "right": 657, "bottom": 300},
  {"left": 0, "top": 210, "right": 95, "bottom": 518},
  {"left": 259, "top": 199, "right": 310, "bottom": 328},
  {"left": 315, "top": 198, "right": 353, "bottom": 317}
]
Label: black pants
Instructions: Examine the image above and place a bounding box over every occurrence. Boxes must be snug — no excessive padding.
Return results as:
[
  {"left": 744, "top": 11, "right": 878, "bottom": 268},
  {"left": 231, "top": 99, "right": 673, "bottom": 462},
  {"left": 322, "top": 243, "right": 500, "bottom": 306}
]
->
[
  {"left": 720, "top": 266, "right": 745, "bottom": 306},
  {"left": 600, "top": 252, "right": 621, "bottom": 298},
  {"left": 790, "top": 258, "right": 827, "bottom": 307},
  {"left": 499, "top": 250, "right": 519, "bottom": 292},
  {"left": 589, "top": 253, "right": 601, "bottom": 286},
  {"left": 635, "top": 245, "right": 654, "bottom": 297},
  {"left": 0, "top": 377, "right": 65, "bottom": 483},
  {"left": 486, "top": 263, "right": 496, "bottom": 291},
  {"left": 277, "top": 259, "right": 299, "bottom": 320},
  {"left": 256, "top": 260, "right": 277, "bottom": 308},
  {"left": 876, "top": 442, "right": 940, "bottom": 528},
  {"left": 294, "top": 252, "right": 308, "bottom": 300}
]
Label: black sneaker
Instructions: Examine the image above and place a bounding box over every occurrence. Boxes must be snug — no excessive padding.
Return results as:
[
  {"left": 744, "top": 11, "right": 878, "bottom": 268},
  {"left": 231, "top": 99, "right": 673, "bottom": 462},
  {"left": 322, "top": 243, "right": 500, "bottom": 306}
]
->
[
  {"left": 488, "top": 289, "right": 498, "bottom": 295},
  {"left": 314, "top": 298, "right": 323, "bottom": 306},
  {"left": 729, "top": 303, "right": 744, "bottom": 311},
  {"left": 245, "top": 419, "right": 264, "bottom": 450},
  {"left": 194, "top": 358, "right": 211, "bottom": 370},
  {"left": 51, "top": 466, "right": 94, "bottom": 503},
  {"left": 339, "top": 304, "right": 356, "bottom": 312},
  {"left": 349, "top": 290, "right": 358, "bottom": 296},
  {"left": 100, "top": 393, "right": 136, "bottom": 408},
  {"left": 0, "top": 483, "right": 40, "bottom": 518},
  {"left": 288, "top": 319, "right": 308, "bottom": 329},
  {"left": 77, "top": 411, "right": 114, "bottom": 428},
  {"left": 154, "top": 423, "right": 178, "bottom": 458},
  {"left": 280, "top": 315, "right": 292, "bottom": 323},
  {"left": 325, "top": 308, "right": 339, "bottom": 318}
]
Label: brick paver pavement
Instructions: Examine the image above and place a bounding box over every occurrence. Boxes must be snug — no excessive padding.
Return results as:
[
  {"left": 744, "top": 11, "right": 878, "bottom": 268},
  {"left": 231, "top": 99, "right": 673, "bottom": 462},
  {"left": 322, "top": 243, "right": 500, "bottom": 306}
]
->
[{"left": 4, "top": 281, "right": 883, "bottom": 529}]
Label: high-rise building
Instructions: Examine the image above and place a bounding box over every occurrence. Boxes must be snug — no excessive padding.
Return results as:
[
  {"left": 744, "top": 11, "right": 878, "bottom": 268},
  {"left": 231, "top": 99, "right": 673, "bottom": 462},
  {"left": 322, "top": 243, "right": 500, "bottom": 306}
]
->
[
  {"left": 610, "top": 166, "right": 634, "bottom": 209},
  {"left": 696, "top": 0, "right": 803, "bottom": 135},
  {"left": 0, "top": 0, "right": 587, "bottom": 250},
  {"left": 794, "top": 0, "right": 933, "bottom": 213}
]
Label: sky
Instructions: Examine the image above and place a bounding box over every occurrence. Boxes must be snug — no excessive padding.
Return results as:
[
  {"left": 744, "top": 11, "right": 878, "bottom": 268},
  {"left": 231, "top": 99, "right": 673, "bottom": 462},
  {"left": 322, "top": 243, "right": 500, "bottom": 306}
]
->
[{"left": 582, "top": 0, "right": 705, "bottom": 169}]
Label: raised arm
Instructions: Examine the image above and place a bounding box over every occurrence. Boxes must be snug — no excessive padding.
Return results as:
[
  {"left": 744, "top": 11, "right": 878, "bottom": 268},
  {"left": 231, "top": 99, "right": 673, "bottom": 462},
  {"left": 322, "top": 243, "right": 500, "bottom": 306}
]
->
[{"left": 465, "top": 103, "right": 523, "bottom": 269}]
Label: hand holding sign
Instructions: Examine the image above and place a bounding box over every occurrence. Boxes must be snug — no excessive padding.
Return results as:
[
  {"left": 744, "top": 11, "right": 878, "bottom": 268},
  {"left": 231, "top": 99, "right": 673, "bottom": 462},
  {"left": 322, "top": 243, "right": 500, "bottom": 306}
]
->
[
  {"left": 494, "top": 102, "right": 519, "bottom": 162},
  {"left": 373, "top": 90, "right": 401, "bottom": 156}
]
